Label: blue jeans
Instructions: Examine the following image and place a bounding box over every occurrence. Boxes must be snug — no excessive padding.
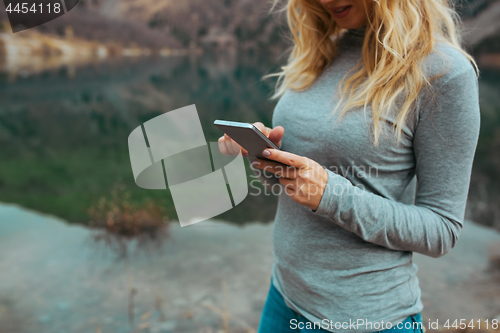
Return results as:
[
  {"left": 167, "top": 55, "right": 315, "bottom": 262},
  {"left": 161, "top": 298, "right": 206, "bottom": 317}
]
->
[{"left": 258, "top": 279, "right": 424, "bottom": 333}]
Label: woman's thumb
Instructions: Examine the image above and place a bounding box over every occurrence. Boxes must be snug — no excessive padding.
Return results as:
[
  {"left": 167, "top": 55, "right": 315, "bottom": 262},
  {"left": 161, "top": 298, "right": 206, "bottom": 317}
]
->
[{"left": 269, "top": 126, "right": 284, "bottom": 147}]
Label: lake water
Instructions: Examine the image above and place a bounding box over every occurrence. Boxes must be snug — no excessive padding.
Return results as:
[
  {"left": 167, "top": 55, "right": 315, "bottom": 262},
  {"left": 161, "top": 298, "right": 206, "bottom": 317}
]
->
[
  {"left": 0, "top": 53, "right": 282, "bottom": 226},
  {"left": 0, "top": 52, "right": 499, "bottom": 229}
]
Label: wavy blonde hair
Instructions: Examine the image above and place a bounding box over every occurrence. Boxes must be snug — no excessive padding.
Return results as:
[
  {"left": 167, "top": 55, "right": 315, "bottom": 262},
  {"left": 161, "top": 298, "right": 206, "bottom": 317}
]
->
[{"left": 264, "top": 0, "right": 478, "bottom": 145}]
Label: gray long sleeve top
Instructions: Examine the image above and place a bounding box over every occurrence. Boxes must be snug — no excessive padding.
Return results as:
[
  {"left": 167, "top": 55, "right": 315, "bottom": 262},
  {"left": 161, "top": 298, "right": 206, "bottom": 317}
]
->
[{"left": 252, "top": 27, "right": 480, "bottom": 332}]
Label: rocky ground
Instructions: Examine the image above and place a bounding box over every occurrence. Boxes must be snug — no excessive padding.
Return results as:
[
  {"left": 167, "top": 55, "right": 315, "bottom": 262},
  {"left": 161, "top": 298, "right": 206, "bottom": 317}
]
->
[{"left": 0, "top": 202, "right": 499, "bottom": 333}]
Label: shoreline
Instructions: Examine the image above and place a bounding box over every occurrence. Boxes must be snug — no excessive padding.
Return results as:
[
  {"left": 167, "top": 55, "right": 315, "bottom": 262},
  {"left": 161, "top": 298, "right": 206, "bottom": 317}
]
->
[{"left": 0, "top": 31, "right": 202, "bottom": 77}]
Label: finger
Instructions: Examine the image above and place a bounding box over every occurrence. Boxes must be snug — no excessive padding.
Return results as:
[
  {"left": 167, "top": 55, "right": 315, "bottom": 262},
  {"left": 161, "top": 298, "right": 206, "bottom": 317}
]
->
[
  {"left": 223, "top": 133, "right": 248, "bottom": 155},
  {"left": 269, "top": 126, "right": 284, "bottom": 148},
  {"left": 262, "top": 149, "right": 310, "bottom": 169},
  {"left": 218, "top": 136, "right": 231, "bottom": 156},
  {"left": 250, "top": 158, "right": 282, "bottom": 172},
  {"left": 284, "top": 186, "right": 294, "bottom": 196},
  {"left": 231, "top": 143, "right": 243, "bottom": 155},
  {"left": 227, "top": 139, "right": 242, "bottom": 155},
  {"left": 251, "top": 159, "right": 298, "bottom": 179},
  {"left": 218, "top": 135, "right": 242, "bottom": 156},
  {"left": 279, "top": 178, "right": 296, "bottom": 196},
  {"left": 222, "top": 136, "right": 240, "bottom": 155},
  {"left": 252, "top": 122, "right": 271, "bottom": 137}
]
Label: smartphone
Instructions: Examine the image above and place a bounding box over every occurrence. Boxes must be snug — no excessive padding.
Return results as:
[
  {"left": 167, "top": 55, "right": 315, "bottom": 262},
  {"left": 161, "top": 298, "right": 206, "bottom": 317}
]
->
[{"left": 214, "top": 120, "right": 281, "bottom": 160}]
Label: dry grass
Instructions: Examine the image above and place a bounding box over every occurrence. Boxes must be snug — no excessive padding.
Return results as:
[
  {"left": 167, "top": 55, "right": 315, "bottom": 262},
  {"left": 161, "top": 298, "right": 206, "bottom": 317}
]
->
[{"left": 87, "top": 183, "right": 170, "bottom": 259}]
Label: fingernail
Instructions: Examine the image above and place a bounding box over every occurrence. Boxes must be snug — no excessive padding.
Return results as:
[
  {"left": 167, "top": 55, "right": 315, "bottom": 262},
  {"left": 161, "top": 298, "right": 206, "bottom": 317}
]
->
[
  {"left": 262, "top": 150, "right": 271, "bottom": 157},
  {"left": 243, "top": 153, "right": 249, "bottom": 157}
]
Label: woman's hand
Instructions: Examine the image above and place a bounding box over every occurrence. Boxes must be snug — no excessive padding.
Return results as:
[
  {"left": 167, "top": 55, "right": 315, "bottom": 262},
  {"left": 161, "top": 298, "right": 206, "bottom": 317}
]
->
[
  {"left": 251, "top": 149, "right": 329, "bottom": 211},
  {"left": 217, "top": 122, "right": 285, "bottom": 156}
]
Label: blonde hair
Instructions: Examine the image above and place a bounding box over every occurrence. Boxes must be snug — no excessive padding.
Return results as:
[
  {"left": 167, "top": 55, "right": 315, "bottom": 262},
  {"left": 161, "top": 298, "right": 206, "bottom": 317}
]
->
[{"left": 264, "top": 0, "right": 479, "bottom": 145}]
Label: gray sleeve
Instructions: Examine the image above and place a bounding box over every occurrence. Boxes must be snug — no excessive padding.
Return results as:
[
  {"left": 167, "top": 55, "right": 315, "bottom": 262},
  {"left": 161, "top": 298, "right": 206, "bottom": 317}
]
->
[{"left": 311, "top": 68, "right": 481, "bottom": 258}]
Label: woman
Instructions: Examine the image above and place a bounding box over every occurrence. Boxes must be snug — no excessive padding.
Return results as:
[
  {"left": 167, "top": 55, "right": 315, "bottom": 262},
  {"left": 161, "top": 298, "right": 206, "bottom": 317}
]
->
[{"left": 218, "top": 0, "right": 480, "bottom": 332}]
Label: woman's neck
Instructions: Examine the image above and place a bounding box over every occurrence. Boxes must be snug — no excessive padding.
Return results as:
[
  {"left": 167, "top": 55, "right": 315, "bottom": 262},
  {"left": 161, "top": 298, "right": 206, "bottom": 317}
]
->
[{"left": 346, "top": 25, "right": 366, "bottom": 38}]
